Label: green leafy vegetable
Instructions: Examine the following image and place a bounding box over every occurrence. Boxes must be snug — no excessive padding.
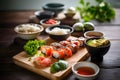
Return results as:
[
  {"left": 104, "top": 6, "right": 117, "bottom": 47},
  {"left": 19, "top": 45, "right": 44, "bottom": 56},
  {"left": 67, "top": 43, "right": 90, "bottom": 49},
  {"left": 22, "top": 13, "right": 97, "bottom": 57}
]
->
[
  {"left": 24, "top": 39, "right": 45, "bottom": 56},
  {"left": 76, "top": 0, "right": 116, "bottom": 22}
]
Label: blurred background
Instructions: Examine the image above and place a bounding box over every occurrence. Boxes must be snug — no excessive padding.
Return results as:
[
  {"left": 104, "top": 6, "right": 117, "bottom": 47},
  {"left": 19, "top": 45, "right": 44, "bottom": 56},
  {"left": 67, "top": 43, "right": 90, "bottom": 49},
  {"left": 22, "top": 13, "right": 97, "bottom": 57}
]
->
[{"left": 0, "top": 0, "right": 120, "bottom": 11}]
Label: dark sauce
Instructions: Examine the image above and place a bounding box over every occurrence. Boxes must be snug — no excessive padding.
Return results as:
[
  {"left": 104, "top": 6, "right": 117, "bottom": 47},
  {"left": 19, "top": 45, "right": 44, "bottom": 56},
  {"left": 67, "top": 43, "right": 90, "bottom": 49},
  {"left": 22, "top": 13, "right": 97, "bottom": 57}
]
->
[
  {"left": 77, "top": 67, "right": 95, "bottom": 75},
  {"left": 88, "top": 35, "right": 100, "bottom": 38}
]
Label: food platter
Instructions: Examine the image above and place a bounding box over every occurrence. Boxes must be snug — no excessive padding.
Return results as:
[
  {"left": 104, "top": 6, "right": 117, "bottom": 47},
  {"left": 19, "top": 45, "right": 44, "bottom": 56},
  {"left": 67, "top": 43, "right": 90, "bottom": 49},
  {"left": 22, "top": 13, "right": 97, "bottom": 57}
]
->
[{"left": 13, "top": 36, "right": 89, "bottom": 80}]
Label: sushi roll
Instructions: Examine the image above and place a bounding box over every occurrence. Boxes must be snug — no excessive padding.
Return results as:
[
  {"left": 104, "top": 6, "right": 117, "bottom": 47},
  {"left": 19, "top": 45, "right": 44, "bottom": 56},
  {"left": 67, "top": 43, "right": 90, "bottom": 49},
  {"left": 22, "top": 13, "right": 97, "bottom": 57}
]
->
[
  {"left": 71, "top": 40, "right": 80, "bottom": 47},
  {"left": 66, "top": 43, "right": 78, "bottom": 53},
  {"left": 50, "top": 42, "right": 63, "bottom": 49},
  {"left": 77, "top": 37, "right": 85, "bottom": 46},
  {"left": 52, "top": 48, "right": 65, "bottom": 59},
  {"left": 59, "top": 40, "right": 70, "bottom": 46},
  {"left": 64, "top": 47, "right": 72, "bottom": 58},
  {"left": 52, "top": 50, "right": 60, "bottom": 59},
  {"left": 41, "top": 45, "right": 54, "bottom": 56}
]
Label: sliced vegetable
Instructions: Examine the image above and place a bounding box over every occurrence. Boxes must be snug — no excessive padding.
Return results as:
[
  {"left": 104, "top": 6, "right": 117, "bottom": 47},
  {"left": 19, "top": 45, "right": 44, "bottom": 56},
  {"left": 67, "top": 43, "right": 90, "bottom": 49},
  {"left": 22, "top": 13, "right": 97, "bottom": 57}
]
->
[
  {"left": 50, "top": 60, "right": 68, "bottom": 73},
  {"left": 24, "top": 39, "right": 45, "bottom": 56},
  {"left": 87, "top": 38, "right": 110, "bottom": 47}
]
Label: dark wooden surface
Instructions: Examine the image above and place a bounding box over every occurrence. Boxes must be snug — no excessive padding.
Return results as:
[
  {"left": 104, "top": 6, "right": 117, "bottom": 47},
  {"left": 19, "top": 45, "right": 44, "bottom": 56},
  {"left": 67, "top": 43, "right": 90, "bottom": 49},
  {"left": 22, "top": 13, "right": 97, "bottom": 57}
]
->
[{"left": 0, "top": 9, "right": 120, "bottom": 80}]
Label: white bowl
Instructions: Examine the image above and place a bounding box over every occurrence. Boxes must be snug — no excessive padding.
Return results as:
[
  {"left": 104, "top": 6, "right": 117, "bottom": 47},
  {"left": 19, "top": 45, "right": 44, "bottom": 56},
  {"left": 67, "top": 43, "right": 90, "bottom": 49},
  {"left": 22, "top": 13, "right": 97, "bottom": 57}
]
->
[
  {"left": 84, "top": 31, "right": 104, "bottom": 39},
  {"left": 40, "top": 19, "right": 60, "bottom": 29},
  {"left": 72, "top": 61, "right": 100, "bottom": 80},
  {"left": 14, "top": 23, "right": 44, "bottom": 40}
]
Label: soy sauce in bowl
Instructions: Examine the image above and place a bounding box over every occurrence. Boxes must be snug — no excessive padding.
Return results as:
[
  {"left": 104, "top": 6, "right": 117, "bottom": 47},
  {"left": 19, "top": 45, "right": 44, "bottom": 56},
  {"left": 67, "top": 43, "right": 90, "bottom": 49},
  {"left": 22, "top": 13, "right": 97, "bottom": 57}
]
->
[
  {"left": 77, "top": 67, "right": 95, "bottom": 75},
  {"left": 72, "top": 61, "right": 100, "bottom": 80}
]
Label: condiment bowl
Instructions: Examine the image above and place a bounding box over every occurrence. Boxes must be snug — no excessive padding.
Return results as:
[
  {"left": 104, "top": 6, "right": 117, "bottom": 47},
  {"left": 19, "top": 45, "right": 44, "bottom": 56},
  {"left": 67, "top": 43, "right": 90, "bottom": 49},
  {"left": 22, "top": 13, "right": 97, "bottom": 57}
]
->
[
  {"left": 72, "top": 61, "right": 100, "bottom": 80},
  {"left": 85, "top": 38, "right": 111, "bottom": 62},
  {"left": 64, "top": 7, "right": 76, "bottom": 18},
  {"left": 40, "top": 18, "right": 60, "bottom": 29},
  {"left": 14, "top": 23, "right": 44, "bottom": 40},
  {"left": 45, "top": 25, "right": 74, "bottom": 41},
  {"left": 84, "top": 31, "right": 104, "bottom": 39}
]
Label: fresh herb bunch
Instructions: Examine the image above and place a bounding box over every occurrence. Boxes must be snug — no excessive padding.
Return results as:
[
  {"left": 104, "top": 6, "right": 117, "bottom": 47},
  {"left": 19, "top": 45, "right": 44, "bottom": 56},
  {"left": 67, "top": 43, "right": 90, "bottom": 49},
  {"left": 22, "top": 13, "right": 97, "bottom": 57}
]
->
[
  {"left": 24, "top": 39, "right": 45, "bottom": 56},
  {"left": 76, "top": 0, "right": 116, "bottom": 22}
]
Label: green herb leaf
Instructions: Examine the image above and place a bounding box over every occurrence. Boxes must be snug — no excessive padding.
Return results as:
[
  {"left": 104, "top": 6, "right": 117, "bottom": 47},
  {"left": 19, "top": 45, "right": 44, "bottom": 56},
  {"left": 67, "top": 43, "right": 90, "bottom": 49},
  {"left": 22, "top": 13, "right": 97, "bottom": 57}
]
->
[
  {"left": 76, "top": 0, "right": 116, "bottom": 22},
  {"left": 24, "top": 39, "right": 45, "bottom": 56},
  {"left": 79, "top": 0, "right": 84, "bottom": 5}
]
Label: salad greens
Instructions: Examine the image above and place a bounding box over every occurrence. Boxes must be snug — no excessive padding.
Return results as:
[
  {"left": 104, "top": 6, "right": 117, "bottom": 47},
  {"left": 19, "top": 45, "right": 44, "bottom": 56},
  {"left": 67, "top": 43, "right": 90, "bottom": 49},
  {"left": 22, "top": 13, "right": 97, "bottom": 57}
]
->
[
  {"left": 76, "top": 0, "right": 116, "bottom": 22},
  {"left": 24, "top": 39, "right": 45, "bottom": 56}
]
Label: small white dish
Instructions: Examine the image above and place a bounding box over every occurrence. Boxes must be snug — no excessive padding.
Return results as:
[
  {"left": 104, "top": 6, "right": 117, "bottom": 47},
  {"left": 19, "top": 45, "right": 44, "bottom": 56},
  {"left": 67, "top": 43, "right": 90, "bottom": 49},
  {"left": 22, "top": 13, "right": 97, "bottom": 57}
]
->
[
  {"left": 84, "top": 31, "right": 104, "bottom": 39},
  {"left": 72, "top": 61, "right": 100, "bottom": 80}
]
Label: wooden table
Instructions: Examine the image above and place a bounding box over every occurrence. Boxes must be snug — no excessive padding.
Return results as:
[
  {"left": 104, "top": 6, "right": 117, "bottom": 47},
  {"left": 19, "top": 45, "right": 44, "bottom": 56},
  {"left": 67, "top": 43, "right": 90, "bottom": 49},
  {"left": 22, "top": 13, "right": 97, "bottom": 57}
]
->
[{"left": 0, "top": 9, "right": 120, "bottom": 80}]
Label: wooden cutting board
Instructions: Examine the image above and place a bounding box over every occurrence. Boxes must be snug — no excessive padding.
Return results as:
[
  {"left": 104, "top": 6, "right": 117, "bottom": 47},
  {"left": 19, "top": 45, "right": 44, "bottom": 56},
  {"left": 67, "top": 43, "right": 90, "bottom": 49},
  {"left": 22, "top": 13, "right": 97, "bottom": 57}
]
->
[{"left": 13, "top": 36, "right": 89, "bottom": 80}]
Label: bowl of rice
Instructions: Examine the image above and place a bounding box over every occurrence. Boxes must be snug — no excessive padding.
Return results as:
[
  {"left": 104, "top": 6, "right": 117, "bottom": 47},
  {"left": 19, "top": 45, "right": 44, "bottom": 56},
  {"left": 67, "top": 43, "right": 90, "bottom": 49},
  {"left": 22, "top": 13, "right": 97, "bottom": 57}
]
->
[
  {"left": 14, "top": 23, "right": 44, "bottom": 40},
  {"left": 45, "top": 25, "right": 74, "bottom": 40}
]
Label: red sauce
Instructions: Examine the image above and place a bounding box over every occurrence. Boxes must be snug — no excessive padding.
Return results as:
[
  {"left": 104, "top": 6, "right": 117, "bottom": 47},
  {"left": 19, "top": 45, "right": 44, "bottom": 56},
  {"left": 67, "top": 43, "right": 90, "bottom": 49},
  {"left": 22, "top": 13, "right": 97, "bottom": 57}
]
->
[{"left": 77, "top": 67, "right": 95, "bottom": 75}]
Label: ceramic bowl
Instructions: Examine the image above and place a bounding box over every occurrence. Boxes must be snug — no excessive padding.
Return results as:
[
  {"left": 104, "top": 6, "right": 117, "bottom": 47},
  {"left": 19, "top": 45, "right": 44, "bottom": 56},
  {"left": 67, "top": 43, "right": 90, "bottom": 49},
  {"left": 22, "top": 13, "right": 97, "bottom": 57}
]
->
[
  {"left": 14, "top": 23, "right": 44, "bottom": 40},
  {"left": 64, "top": 7, "right": 76, "bottom": 18},
  {"left": 42, "top": 3, "right": 64, "bottom": 17},
  {"left": 40, "top": 18, "right": 60, "bottom": 29},
  {"left": 85, "top": 38, "right": 111, "bottom": 62},
  {"left": 45, "top": 25, "right": 74, "bottom": 41},
  {"left": 64, "top": 12, "right": 75, "bottom": 18},
  {"left": 34, "top": 11, "right": 55, "bottom": 20},
  {"left": 72, "top": 61, "right": 100, "bottom": 80},
  {"left": 84, "top": 31, "right": 104, "bottom": 39}
]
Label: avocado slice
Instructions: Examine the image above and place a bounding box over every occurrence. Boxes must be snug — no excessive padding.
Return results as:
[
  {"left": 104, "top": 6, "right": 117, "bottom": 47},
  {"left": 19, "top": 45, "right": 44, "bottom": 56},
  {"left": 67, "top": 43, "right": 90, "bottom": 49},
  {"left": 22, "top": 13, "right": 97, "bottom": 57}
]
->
[
  {"left": 87, "top": 39, "right": 109, "bottom": 47},
  {"left": 50, "top": 62, "right": 61, "bottom": 73},
  {"left": 58, "top": 60, "right": 68, "bottom": 70}
]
